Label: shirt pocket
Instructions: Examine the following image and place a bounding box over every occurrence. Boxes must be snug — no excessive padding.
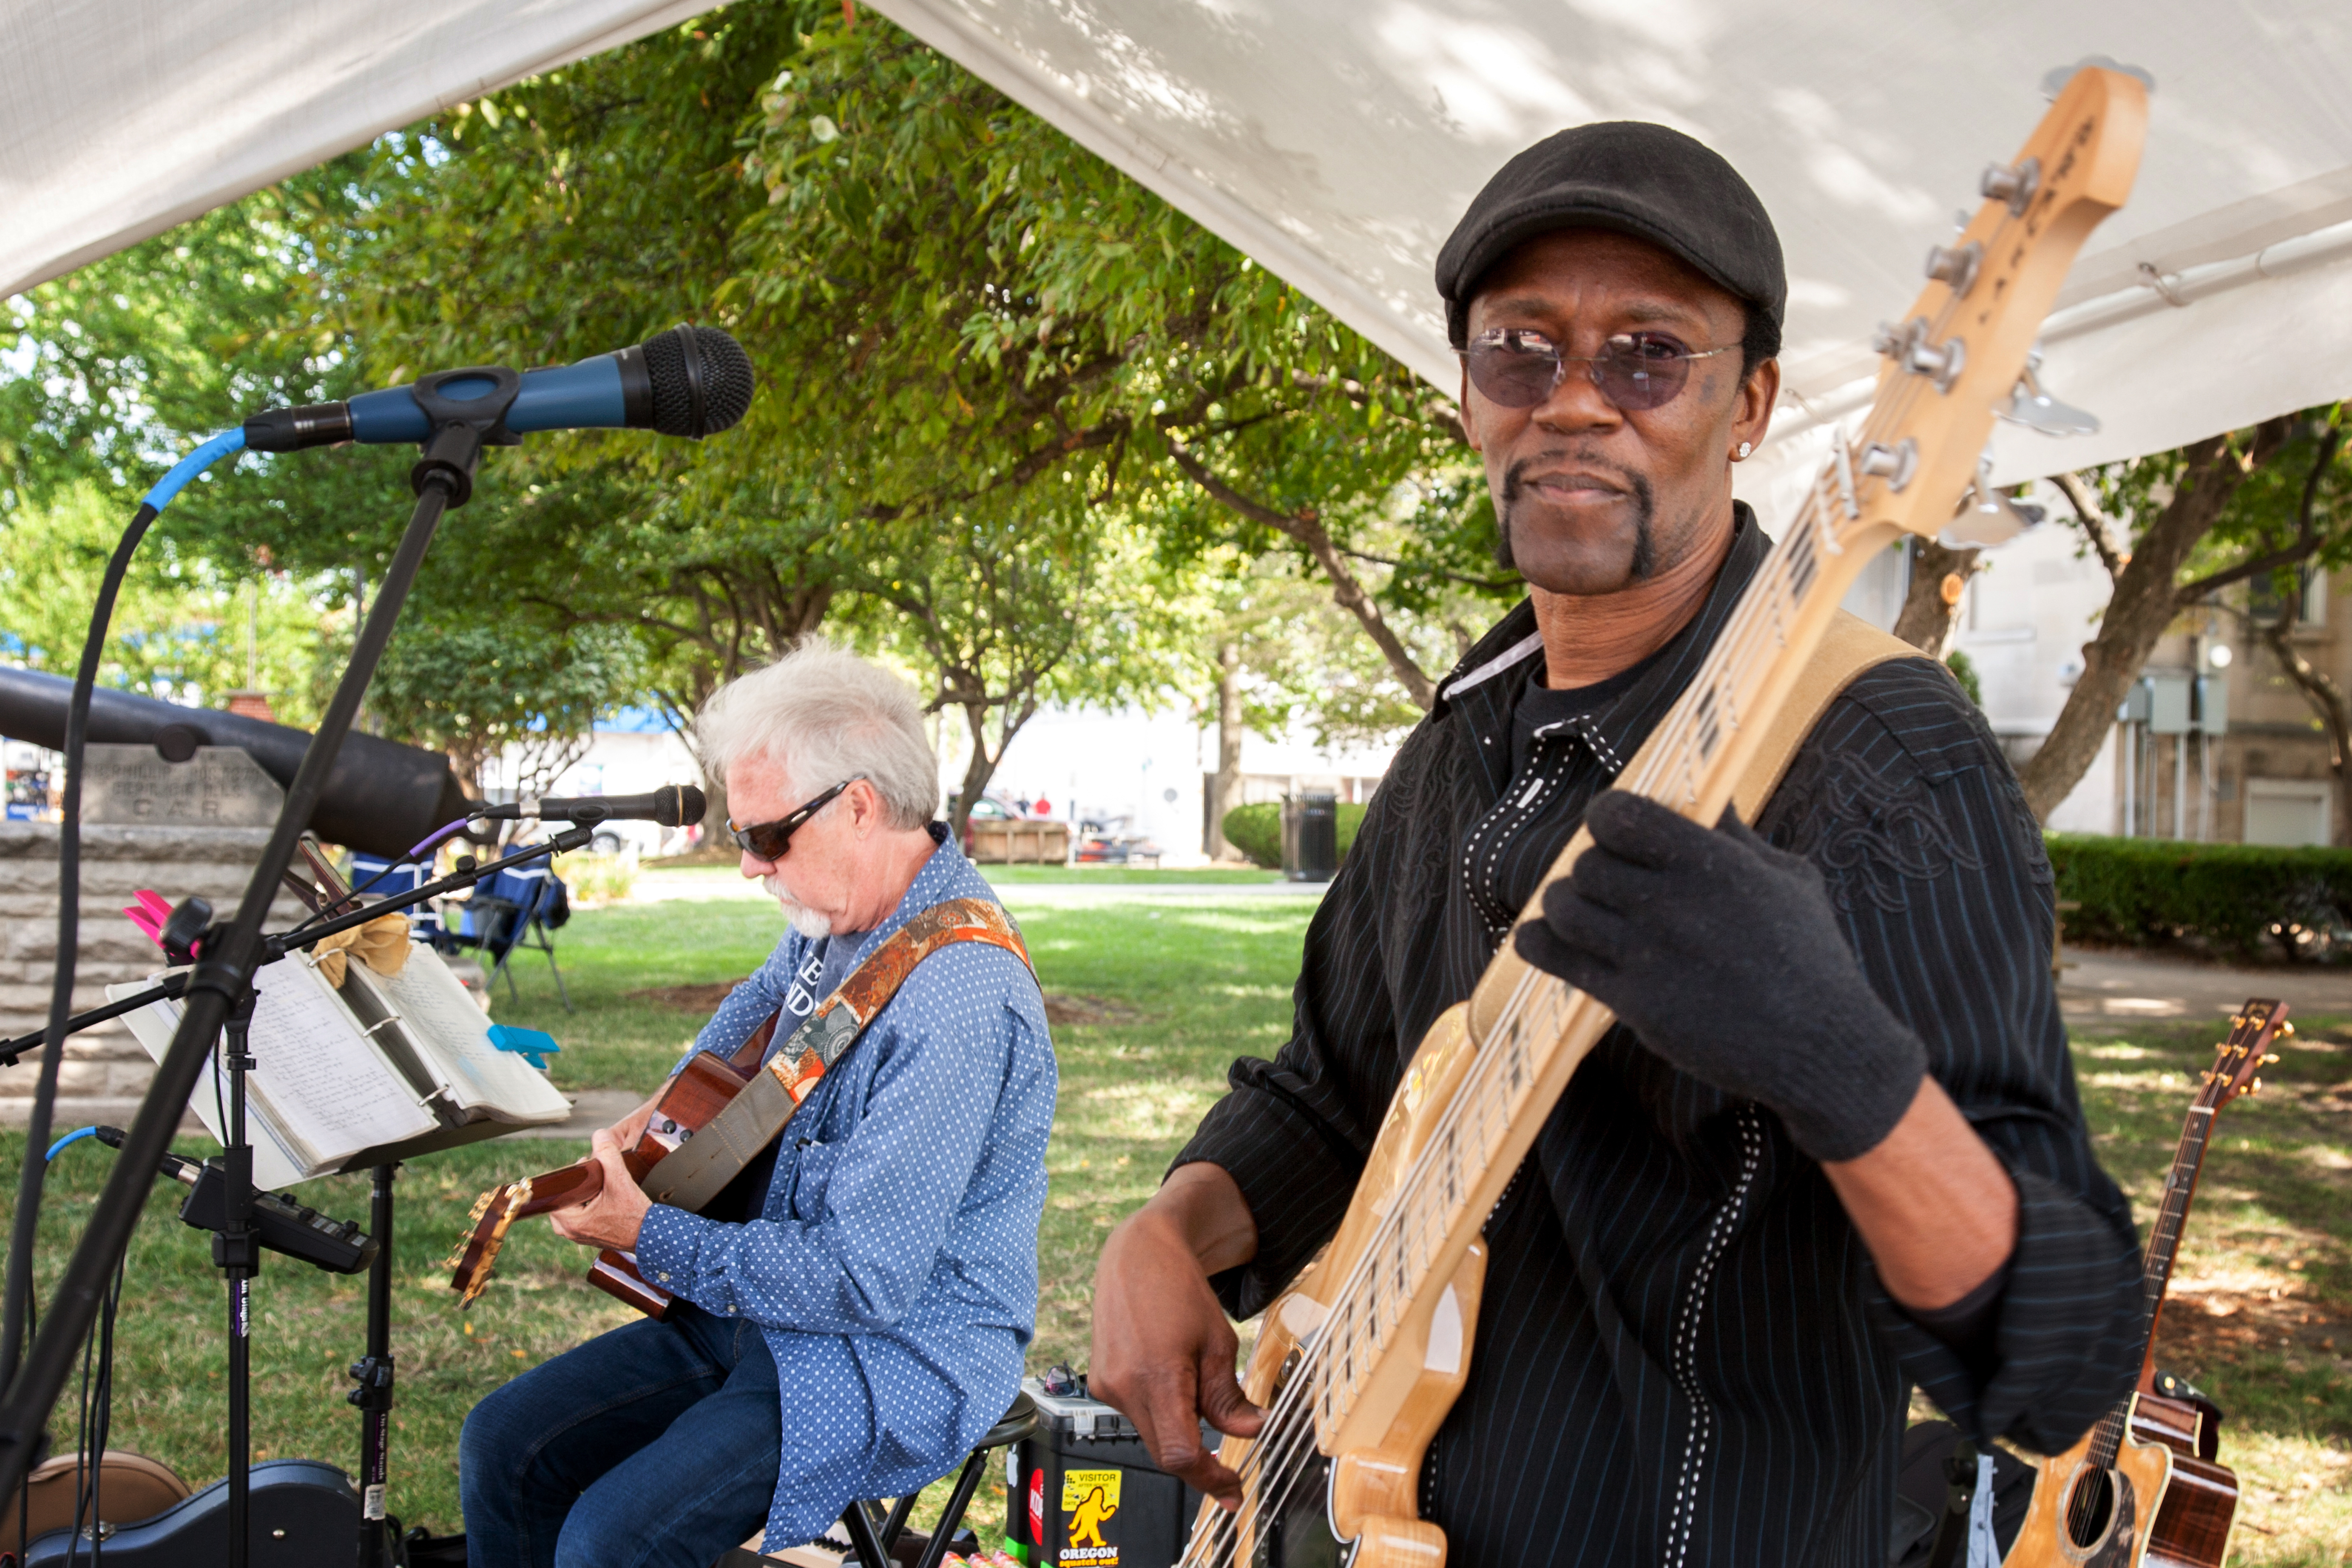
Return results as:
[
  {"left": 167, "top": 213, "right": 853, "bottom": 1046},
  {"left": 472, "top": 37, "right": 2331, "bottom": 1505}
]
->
[{"left": 788, "top": 1140, "right": 840, "bottom": 1222}]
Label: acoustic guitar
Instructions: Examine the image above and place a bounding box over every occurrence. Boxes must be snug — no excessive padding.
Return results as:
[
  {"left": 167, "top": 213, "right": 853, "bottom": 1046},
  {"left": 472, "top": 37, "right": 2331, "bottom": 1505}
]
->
[
  {"left": 1181, "top": 67, "right": 2151, "bottom": 1568},
  {"left": 2007, "top": 997, "right": 2289, "bottom": 1568},
  {"left": 446, "top": 896, "right": 1029, "bottom": 1317}
]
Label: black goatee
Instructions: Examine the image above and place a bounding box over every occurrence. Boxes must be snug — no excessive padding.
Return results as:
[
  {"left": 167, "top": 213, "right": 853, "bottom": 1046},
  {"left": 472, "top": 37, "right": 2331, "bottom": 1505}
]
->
[{"left": 1497, "top": 457, "right": 1656, "bottom": 579}]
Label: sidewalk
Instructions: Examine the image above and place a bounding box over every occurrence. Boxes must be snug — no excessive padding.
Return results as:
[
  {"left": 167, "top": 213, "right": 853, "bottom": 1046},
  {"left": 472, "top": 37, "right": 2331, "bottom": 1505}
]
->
[
  {"left": 627, "top": 869, "right": 1330, "bottom": 904},
  {"left": 2059, "top": 946, "right": 2352, "bottom": 1029}
]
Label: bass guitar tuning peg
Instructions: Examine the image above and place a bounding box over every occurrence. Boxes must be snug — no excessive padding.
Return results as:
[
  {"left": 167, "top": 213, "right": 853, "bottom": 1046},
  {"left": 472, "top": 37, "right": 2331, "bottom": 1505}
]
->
[
  {"left": 1999, "top": 348, "right": 2100, "bottom": 437},
  {"left": 1941, "top": 452, "right": 2045, "bottom": 550}
]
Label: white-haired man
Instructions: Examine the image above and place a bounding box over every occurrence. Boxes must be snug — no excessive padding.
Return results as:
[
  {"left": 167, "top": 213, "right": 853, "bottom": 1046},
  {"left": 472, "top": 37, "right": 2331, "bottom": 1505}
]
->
[{"left": 458, "top": 640, "right": 1057, "bottom": 1568}]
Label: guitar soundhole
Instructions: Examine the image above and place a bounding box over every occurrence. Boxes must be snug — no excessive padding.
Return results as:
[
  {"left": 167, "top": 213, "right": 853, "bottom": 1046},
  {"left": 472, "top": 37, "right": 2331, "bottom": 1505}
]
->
[
  {"left": 2064, "top": 1466, "right": 2114, "bottom": 1546},
  {"left": 2063, "top": 1465, "right": 2133, "bottom": 1557}
]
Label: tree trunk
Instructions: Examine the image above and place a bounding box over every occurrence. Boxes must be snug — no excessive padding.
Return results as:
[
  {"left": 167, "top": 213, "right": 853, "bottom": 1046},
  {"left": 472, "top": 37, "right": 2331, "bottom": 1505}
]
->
[
  {"left": 1890, "top": 539, "right": 1980, "bottom": 654},
  {"left": 2017, "top": 424, "right": 2294, "bottom": 819},
  {"left": 697, "top": 766, "right": 730, "bottom": 850},
  {"left": 2260, "top": 611, "right": 2352, "bottom": 846},
  {"left": 951, "top": 704, "right": 995, "bottom": 842},
  {"left": 1166, "top": 439, "right": 1439, "bottom": 708},
  {"left": 1211, "top": 642, "right": 1245, "bottom": 858},
  {"left": 947, "top": 695, "right": 1042, "bottom": 842}
]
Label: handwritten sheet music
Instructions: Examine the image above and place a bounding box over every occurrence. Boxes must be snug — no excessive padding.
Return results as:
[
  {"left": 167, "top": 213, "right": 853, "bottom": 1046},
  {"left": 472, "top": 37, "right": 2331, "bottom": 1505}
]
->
[
  {"left": 245, "top": 958, "right": 438, "bottom": 1167},
  {"left": 362, "top": 952, "right": 569, "bottom": 1122},
  {"left": 106, "top": 968, "right": 426, "bottom": 1189}
]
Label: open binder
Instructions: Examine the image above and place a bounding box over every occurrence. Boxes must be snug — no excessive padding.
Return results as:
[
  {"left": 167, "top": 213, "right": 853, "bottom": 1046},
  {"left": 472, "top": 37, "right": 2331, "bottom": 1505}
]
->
[{"left": 111, "top": 943, "right": 572, "bottom": 1188}]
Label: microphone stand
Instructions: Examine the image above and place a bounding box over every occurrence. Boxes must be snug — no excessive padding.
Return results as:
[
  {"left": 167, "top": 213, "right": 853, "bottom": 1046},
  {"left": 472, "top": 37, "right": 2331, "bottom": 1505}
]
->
[{"left": 0, "top": 368, "right": 525, "bottom": 1552}]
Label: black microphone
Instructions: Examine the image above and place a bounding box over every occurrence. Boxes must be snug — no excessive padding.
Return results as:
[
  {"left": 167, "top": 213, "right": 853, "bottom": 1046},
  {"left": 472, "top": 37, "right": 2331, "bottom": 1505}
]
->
[
  {"left": 472, "top": 785, "right": 706, "bottom": 828},
  {"left": 243, "top": 325, "right": 755, "bottom": 452}
]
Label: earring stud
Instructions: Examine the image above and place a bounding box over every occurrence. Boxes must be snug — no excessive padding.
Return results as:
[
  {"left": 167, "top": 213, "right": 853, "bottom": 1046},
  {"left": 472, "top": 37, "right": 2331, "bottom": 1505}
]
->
[{"left": 1735, "top": 441, "right": 1752, "bottom": 460}]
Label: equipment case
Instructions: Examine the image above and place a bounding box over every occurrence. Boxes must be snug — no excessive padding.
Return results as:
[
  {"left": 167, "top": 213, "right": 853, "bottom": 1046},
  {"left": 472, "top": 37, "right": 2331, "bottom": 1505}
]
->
[{"left": 1009, "top": 1375, "right": 1205, "bottom": 1568}]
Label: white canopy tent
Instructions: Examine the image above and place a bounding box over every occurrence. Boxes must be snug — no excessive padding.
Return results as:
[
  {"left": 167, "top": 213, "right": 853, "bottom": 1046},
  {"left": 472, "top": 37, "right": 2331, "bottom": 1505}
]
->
[{"left": 5, "top": 0, "right": 2352, "bottom": 503}]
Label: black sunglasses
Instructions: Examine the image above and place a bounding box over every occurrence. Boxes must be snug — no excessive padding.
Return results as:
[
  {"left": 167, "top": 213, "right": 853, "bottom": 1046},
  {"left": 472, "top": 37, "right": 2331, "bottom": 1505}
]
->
[
  {"left": 1460, "top": 328, "right": 1736, "bottom": 412},
  {"left": 728, "top": 775, "right": 865, "bottom": 862}
]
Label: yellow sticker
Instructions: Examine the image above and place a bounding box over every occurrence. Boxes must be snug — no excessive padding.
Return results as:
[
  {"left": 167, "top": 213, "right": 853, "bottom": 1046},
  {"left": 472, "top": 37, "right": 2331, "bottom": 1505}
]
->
[{"left": 1060, "top": 1468, "right": 1122, "bottom": 1562}]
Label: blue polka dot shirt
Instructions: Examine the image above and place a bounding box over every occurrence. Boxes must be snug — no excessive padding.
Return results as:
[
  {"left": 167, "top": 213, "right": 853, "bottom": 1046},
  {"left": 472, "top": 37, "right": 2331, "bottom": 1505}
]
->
[{"left": 634, "top": 828, "right": 1056, "bottom": 1549}]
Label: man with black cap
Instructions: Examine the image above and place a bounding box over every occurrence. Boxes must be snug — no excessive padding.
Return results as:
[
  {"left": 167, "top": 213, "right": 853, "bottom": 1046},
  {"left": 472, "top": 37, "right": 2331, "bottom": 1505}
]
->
[{"left": 1090, "top": 122, "right": 2143, "bottom": 1563}]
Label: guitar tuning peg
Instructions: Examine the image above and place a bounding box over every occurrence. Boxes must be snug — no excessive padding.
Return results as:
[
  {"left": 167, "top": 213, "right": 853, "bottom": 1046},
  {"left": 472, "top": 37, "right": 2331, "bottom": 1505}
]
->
[
  {"left": 1999, "top": 354, "right": 2100, "bottom": 437},
  {"left": 1942, "top": 451, "right": 2042, "bottom": 550},
  {"left": 2263, "top": 1053, "right": 2281, "bottom": 1066},
  {"left": 2278, "top": 1022, "right": 2296, "bottom": 1037},
  {"left": 2249, "top": 1077, "right": 2263, "bottom": 1095}
]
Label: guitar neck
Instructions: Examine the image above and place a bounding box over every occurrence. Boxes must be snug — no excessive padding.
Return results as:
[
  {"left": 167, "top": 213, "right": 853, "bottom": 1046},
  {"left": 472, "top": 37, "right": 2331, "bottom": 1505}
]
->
[
  {"left": 2087, "top": 999, "right": 2284, "bottom": 1465},
  {"left": 2135, "top": 1095, "right": 2216, "bottom": 1387}
]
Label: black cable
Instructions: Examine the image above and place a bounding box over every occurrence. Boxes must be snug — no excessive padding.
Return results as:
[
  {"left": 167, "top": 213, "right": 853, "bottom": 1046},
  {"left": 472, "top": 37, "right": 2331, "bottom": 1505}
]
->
[
  {"left": 0, "top": 449, "right": 475, "bottom": 1503},
  {"left": 0, "top": 500, "right": 162, "bottom": 1406}
]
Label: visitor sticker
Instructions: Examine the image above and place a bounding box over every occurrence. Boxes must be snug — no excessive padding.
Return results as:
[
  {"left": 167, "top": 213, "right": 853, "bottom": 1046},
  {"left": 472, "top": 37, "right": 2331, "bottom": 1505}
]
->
[{"left": 1058, "top": 1469, "right": 1121, "bottom": 1564}]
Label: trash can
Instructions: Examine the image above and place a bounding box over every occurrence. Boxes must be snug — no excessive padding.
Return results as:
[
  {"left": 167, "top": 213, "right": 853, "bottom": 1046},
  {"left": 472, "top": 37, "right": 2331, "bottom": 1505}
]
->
[{"left": 1281, "top": 792, "right": 1338, "bottom": 882}]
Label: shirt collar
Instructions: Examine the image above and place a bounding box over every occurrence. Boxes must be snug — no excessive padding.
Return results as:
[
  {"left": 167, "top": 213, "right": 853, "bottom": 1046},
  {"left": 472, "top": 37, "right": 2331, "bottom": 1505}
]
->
[
  {"left": 1438, "top": 503, "right": 1769, "bottom": 790},
  {"left": 840, "top": 822, "right": 982, "bottom": 957}
]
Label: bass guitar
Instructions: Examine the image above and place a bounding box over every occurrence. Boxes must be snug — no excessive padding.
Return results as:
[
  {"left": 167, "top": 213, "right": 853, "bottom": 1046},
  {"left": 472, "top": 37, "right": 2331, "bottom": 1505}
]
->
[
  {"left": 1183, "top": 66, "right": 2150, "bottom": 1568},
  {"left": 446, "top": 896, "right": 1029, "bottom": 1317},
  {"left": 2008, "top": 997, "right": 2289, "bottom": 1568}
]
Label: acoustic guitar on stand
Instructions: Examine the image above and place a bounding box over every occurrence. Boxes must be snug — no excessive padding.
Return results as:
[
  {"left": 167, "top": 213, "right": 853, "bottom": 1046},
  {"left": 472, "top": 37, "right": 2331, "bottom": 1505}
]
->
[
  {"left": 1180, "top": 66, "right": 2150, "bottom": 1568},
  {"left": 2007, "top": 997, "right": 2290, "bottom": 1568}
]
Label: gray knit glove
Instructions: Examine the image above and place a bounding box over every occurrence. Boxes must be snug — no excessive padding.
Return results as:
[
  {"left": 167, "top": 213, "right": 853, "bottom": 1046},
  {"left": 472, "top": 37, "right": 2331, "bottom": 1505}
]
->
[{"left": 1514, "top": 790, "right": 1926, "bottom": 1163}]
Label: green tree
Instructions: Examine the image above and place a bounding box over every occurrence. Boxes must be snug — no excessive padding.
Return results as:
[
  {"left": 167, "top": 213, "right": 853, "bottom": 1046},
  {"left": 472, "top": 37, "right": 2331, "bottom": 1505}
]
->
[
  {"left": 2019, "top": 410, "right": 2351, "bottom": 819},
  {"left": 730, "top": 13, "right": 1512, "bottom": 706},
  {"left": 366, "top": 620, "right": 643, "bottom": 798},
  {"left": 854, "top": 507, "right": 1201, "bottom": 834},
  {"left": 0, "top": 484, "right": 337, "bottom": 724}
]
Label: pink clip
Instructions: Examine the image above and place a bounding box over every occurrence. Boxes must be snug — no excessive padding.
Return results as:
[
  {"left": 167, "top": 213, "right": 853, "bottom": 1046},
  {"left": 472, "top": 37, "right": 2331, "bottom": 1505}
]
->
[{"left": 122, "top": 890, "right": 175, "bottom": 948}]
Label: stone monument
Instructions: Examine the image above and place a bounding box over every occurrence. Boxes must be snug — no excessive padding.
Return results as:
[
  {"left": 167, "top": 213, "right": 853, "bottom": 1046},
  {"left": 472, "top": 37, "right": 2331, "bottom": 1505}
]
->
[{"left": 1, "top": 744, "right": 308, "bottom": 1129}]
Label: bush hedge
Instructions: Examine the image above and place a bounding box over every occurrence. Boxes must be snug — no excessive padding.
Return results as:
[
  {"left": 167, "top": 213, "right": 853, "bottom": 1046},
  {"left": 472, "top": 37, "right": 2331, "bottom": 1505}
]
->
[
  {"left": 2047, "top": 833, "right": 2352, "bottom": 962},
  {"left": 1220, "top": 801, "right": 1367, "bottom": 871}
]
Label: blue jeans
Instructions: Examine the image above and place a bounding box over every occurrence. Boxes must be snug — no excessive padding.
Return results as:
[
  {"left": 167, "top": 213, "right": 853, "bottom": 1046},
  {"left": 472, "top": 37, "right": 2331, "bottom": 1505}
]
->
[{"left": 459, "top": 1302, "right": 783, "bottom": 1568}]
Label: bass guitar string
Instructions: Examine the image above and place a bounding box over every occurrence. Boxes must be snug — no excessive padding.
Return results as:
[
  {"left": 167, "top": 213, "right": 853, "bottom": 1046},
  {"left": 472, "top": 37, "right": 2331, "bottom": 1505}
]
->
[
  {"left": 1190, "top": 460, "right": 1887, "bottom": 1565},
  {"left": 1186, "top": 187, "right": 2026, "bottom": 1563},
  {"left": 1186, "top": 456, "right": 1903, "bottom": 1566}
]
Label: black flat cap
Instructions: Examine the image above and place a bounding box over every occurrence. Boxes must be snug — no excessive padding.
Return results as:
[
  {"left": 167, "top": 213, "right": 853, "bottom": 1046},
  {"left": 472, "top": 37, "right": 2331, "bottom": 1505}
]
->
[{"left": 1436, "top": 121, "right": 1785, "bottom": 348}]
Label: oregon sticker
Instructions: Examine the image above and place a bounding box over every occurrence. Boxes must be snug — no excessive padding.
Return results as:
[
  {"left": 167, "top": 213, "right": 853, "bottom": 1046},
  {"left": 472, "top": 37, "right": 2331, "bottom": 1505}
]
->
[{"left": 1058, "top": 1468, "right": 1122, "bottom": 1564}]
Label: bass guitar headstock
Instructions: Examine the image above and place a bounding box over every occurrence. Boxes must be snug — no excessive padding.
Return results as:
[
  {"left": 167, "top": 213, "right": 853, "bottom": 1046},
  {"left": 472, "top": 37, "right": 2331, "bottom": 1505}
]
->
[
  {"left": 1815, "top": 65, "right": 2148, "bottom": 559},
  {"left": 2206, "top": 998, "right": 2291, "bottom": 1109}
]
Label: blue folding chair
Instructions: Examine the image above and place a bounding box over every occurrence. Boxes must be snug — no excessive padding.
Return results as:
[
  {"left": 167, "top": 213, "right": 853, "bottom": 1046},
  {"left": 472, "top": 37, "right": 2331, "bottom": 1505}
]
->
[
  {"left": 344, "top": 852, "right": 447, "bottom": 948},
  {"left": 441, "top": 859, "right": 573, "bottom": 1010}
]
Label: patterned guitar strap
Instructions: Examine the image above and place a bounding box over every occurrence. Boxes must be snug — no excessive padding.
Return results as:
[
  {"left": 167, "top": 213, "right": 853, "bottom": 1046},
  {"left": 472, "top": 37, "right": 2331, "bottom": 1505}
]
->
[{"left": 637, "top": 896, "right": 1032, "bottom": 1214}]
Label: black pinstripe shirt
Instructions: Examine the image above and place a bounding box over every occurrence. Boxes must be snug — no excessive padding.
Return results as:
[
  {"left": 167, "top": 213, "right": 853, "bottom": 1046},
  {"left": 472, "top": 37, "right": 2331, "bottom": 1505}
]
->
[{"left": 1175, "top": 511, "right": 2142, "bottom": 1567}]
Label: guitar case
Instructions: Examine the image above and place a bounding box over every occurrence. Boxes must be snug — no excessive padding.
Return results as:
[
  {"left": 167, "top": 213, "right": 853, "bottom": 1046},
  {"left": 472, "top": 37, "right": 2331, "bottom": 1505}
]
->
[
  {"left": 24, "top": 1458, "right": 360, "bottom": 1567},
  {"left": 5, "top": 1449, "right": 190, "bottom": 1546}
]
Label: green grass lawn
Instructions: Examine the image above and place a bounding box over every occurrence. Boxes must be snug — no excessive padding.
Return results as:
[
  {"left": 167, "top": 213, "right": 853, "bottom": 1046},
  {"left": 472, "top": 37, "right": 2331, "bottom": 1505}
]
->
[
  {"left": 12, "top": 899, "right": 2350, "bottom": 1563},
  {"left": 641, "top": 861, "right": 1285, "bottom": 886},
  {"left": 10, "top": 892, "right": 1309, "bottom": 1549}
]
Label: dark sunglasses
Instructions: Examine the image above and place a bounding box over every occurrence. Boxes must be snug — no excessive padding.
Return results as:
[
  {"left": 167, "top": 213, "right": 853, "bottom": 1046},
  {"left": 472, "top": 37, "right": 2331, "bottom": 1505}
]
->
[
  {"left": 728, "top": 775, "right": 865, "bottom": 862},
  {"left": 1460, "top": 328, "right": 1737, "bottom": 412}
]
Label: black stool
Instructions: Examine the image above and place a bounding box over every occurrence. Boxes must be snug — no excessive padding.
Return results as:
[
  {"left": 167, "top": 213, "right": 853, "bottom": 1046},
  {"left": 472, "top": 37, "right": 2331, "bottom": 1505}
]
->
[{"left": 838, "top": 1392, "right": 1039, "bottom": 1568}]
